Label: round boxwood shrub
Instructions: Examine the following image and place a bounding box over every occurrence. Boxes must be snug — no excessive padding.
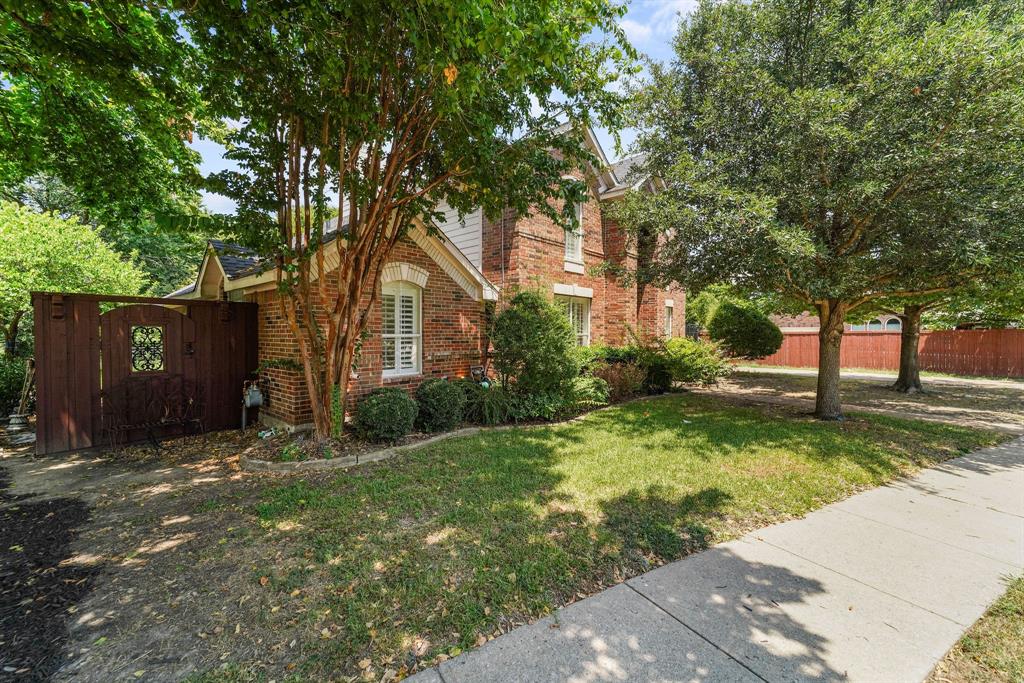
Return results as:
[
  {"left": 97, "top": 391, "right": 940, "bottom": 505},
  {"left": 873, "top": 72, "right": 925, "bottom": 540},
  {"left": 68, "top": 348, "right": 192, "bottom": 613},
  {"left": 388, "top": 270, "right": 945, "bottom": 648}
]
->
[
  {"left": 706, "top": 302, "right": 783, "bottom": 359},
  {"left": 415, "top": 378, "right": 467, "bottom": 433},
  {"left": 490, "top": 290, "right": 580, "bottom": 395},
  {"left": 354, "top": 387, "right": 418, "bottom": 442}
]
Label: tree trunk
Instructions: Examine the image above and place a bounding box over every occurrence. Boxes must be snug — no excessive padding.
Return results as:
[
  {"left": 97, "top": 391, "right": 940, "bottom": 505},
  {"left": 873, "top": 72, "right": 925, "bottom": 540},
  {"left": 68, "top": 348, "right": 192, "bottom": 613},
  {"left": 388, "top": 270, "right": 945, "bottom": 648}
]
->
[
  {"left": 814, "top": 300, "right": 847, "bottom": 420},
  {"left": 892, "top": 304, "right": 925, "bottom": 394},
  {"left": 2, "top": 311, "right": 23, "bottom": 355}
]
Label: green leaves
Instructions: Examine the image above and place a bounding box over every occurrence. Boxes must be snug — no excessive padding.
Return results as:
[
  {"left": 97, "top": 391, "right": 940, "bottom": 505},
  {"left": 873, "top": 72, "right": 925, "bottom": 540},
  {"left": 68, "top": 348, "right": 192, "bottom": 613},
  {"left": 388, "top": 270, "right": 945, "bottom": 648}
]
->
[
  {"left": 621, "top": 0, "right": 1024, "bottom": 312},
  {"left": 0, "top": 201, "right": 146, "bottom": 328},
  {"left": 0, "top": 3, "right": 205, "bottom": 226}
]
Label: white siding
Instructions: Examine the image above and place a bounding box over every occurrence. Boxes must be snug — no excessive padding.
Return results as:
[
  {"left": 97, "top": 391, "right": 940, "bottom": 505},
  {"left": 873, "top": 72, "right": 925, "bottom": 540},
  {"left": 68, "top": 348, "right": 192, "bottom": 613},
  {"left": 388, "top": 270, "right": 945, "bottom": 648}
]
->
[{"left": 435, "top": 201, "right": 482, "bottom": 270}]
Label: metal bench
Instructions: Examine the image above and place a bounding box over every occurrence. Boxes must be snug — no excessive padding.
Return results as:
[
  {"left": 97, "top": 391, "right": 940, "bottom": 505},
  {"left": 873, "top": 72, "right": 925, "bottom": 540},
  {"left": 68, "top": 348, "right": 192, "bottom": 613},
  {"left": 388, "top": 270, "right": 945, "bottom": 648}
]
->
[{"left": 100, "top": 374, "right": 205, "bottom": 450}]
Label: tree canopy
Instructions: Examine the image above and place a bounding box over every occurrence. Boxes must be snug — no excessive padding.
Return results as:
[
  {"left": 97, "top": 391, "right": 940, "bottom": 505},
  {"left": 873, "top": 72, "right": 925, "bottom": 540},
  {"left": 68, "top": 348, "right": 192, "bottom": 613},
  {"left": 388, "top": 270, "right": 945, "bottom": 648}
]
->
[
  {"left": 178, "top": 0, "right": 635, "bottom": 436},
  {"left": 0, "top": 2, "right": 205, "bottom": 226},
  {"left": 0, "top": 201, "right": 145, "bottom": 352},
  {"left": 616, "top": 0, "right": 1024, "bottom": 417}
]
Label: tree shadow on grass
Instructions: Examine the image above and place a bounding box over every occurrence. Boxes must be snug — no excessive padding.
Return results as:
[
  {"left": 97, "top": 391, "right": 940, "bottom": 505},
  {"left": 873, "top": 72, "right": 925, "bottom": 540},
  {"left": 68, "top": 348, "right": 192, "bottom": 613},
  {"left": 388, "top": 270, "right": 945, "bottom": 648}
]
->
[
  {"left": 584, "top": 394, "right": 967, "bottom": 479},
  {"left": 601, "top": 485, "right": 731, "bottom": 561}
]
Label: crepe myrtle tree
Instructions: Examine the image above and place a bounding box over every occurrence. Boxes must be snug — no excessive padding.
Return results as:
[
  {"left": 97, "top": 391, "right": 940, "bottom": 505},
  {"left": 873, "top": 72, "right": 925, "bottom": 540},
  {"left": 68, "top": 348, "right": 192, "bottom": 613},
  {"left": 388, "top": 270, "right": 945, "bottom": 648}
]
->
[
  {"left": 615, "top": 0, "right": 1024, "bottom": 419},
  {"left": 179, "top": 0, "right": 635, "bottom": 438}
]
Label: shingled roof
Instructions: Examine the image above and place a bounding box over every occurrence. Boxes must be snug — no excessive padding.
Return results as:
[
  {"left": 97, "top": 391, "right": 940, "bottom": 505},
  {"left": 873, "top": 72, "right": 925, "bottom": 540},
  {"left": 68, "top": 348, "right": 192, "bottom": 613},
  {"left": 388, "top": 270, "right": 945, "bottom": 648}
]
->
[{"left": 208, "top": 240, "right": 261, "bottom": 279}]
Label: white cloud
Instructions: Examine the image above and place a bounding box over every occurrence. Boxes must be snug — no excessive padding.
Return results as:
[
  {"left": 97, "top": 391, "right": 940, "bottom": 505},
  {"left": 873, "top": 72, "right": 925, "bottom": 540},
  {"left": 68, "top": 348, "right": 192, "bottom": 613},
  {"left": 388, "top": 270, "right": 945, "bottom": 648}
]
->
[
  {"left": 620, "top": 18, "right": 653, "bottom": 45},
  {"left": 649, "top": 0, "right": 699, "bottom": 36}
]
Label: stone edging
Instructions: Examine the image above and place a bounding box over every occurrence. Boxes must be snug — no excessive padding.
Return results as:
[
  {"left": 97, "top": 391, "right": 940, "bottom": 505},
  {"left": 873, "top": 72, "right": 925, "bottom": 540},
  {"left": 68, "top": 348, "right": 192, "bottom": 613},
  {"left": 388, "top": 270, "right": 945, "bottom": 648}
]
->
[{"left": 239, "top": 393, "right": 672, "bottom": 473}]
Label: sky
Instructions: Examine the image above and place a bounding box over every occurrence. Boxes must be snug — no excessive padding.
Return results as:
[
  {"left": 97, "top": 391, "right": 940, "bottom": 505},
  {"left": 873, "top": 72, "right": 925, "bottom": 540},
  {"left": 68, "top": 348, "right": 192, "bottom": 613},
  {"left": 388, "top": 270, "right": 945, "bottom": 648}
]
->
[{"left": 191, "top": 0, "right": 697, "bottom": 215}]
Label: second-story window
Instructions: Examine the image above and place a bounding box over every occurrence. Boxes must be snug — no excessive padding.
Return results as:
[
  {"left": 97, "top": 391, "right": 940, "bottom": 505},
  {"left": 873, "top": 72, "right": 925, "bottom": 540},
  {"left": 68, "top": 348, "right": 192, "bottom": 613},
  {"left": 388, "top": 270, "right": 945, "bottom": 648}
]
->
[{"left": 564, "top": 201, "right": 584, "bottom": 264}]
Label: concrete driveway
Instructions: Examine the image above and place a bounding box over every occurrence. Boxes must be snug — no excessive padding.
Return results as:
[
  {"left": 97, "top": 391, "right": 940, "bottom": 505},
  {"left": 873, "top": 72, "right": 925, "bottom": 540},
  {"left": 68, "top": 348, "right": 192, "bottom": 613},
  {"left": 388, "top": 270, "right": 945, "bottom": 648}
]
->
[{"left": 410, "top": 438, "right": 1024, "bottom": 682}]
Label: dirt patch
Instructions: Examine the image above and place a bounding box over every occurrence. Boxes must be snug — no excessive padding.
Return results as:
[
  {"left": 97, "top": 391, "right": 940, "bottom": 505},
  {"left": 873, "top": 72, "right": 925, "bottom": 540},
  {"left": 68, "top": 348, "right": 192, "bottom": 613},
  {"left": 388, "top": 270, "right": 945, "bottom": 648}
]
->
[
  {"left": 0, "top": 468, "right": 97, "bottom": 681},
  {"left": 702, "top": 371, "right": 1024, "bottom": 433},
  {"left": 0, "top": 432, "right": 325, "bottom": 682}
]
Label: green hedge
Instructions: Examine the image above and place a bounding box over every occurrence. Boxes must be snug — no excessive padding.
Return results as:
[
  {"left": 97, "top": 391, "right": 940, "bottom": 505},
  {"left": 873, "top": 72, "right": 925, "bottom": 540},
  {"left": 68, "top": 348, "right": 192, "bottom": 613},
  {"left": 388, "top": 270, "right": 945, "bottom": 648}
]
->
[
  {"left": 490, "top": 290, "right": 580, "bottom": 395},
  {"left": 0, "top": 355, "right": 27, "bottom": 415}
]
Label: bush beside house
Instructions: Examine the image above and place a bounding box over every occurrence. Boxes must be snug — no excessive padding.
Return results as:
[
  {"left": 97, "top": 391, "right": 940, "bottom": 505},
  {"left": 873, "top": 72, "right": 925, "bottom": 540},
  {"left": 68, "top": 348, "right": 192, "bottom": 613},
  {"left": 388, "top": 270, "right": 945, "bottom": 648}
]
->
[{"left": 291, "top": 294, "right": 729, "bottom": 455}]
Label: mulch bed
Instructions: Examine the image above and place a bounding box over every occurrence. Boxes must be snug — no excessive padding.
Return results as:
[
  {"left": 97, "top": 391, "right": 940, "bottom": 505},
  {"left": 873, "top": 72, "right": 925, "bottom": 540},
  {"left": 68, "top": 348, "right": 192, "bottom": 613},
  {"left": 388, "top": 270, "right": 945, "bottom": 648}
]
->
[{"left": 0, "top": 468, "right": 97, "bottom": 682}]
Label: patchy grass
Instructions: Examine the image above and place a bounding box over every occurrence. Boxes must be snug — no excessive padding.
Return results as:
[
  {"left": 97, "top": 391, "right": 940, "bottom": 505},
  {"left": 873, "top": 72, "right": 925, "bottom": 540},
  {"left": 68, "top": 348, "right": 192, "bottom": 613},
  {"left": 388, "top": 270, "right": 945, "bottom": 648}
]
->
[
  {"left": 243, "top": 393, "right": 1003, "bottom": 680},
  {"left": 746, "top": 364, "right": 1022, "bottom": 382},
  {"left": 712, "top": 370, "right": 1024, "bottom": 431},
  {"left": 930, "top": 576, "right": 1024, "bottom": 682}
]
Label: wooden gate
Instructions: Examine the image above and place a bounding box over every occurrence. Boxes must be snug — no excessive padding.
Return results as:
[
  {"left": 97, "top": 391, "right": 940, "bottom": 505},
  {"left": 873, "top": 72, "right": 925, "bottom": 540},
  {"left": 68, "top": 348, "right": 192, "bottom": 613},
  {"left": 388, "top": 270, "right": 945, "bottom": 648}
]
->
[{"left": 32, "top": 293, "right": 258, "bottom": 455}]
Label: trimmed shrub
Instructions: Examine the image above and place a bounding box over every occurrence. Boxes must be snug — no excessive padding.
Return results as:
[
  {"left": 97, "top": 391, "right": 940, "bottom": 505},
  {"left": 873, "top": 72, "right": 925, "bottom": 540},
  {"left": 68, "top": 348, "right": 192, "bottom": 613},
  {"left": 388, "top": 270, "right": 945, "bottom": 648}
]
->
[
  {"left": 0, "top": 355, "right": 27, "bottom": 415},
  {"left": 592, "top": 361, "right": 646, "bottom": 401},
  {"left": 706, "top": 302, "right": 783, "bottom": 359},
  {"left": 665, "top": 338, "right": 732, "bottom": 385},
  {"left": 491, "top": 290, "right": 580, "bottom": 395},
  {"left": 354, "top": 387, "right": 418, "bottom": 442},
  {"left": 415, "top": 378, "right": 467, "bottom": 433}
]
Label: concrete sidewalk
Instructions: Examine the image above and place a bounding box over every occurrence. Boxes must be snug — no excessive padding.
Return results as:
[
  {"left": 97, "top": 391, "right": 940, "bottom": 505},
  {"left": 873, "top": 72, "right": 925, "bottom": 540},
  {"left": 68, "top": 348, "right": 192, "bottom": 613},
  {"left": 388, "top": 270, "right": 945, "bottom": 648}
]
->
[{"left": 410, "top": 439, "right": 1024, "bottom": 683}]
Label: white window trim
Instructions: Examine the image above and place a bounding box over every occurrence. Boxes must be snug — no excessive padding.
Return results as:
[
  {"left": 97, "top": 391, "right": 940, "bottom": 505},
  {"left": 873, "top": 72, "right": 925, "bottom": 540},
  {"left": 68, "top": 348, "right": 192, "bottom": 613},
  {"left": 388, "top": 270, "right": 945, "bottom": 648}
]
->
[
  {"left": 381, "top": 281, "right": 422, "bottom": 378},
  {"left": 555, "top": 294, "right": 591, "bottom": 347},
  {"left": 664, "top": 304, "right": 674, "bottom": 339}
]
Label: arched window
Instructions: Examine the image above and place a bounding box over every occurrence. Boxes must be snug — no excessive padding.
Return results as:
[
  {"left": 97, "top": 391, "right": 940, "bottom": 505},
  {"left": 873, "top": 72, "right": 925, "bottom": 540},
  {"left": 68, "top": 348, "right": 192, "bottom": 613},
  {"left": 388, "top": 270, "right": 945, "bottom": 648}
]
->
[
  {"left": 867, "top": 319, "right": 883, "bottom": 331},
  {"left": 885, "top": 318, "right": 902, "bottom": 331},
  {"left": 381, "top": 281, "right": 422, "bottom": 376}
]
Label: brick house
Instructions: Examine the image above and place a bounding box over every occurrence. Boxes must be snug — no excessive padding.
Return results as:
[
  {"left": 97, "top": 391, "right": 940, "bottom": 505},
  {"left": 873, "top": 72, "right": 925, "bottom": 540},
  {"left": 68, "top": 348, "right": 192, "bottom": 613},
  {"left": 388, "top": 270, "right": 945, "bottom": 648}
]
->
[
  {"left": 772, "top": 312, "right": 904, "bottom": 333},
  {"left": 169, "top": 128, "right": 685, "bottom": 430}
]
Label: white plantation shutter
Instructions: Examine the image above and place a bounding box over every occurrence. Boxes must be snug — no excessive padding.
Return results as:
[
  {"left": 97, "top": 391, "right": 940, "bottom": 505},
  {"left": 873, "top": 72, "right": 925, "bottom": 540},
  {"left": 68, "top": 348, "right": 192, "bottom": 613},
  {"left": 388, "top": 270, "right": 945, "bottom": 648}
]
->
[
  {"left": 555, "top": 295, "right": 591, "bottom": 346},
  {"left": 381, "top": 283, "right": 421, "bottom": 375},
  {"left": 564, "top": 202, "right": 584, "bottom": 262}
]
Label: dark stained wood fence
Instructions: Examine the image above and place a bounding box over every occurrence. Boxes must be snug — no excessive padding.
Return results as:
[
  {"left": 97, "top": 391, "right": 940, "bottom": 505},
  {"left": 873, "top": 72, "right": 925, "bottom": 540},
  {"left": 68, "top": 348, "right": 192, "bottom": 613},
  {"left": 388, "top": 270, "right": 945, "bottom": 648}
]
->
[
  {"left": 33, "top": 293, "right": 258, "bottom": 455},
  {"left": 756, "top": 329, "right": 1024, "bottom": 378}
]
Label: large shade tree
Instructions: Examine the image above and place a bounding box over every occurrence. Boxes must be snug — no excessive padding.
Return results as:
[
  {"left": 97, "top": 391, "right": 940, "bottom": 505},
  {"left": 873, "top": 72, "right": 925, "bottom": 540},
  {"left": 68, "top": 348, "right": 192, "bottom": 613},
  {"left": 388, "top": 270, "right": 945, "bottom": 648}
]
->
[
  {"left": 0, "top": 2, "right": 206, "bottom": 226},
  {"left": 179, "top": 0, "right": 635, "bottom": 437},
  {"left": 0, "top": 201, "right": 145, "bottom": 354},
  {"left": 616, "top": 0, "right": 1024, "bottom": 418}
]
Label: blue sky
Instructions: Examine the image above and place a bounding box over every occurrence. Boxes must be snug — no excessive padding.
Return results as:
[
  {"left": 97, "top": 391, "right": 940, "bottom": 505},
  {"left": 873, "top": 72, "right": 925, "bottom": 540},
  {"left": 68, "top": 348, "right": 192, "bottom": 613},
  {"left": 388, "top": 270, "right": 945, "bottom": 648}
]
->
[{"left": 192, "top": 0, "right": 696, "bottom": 214}]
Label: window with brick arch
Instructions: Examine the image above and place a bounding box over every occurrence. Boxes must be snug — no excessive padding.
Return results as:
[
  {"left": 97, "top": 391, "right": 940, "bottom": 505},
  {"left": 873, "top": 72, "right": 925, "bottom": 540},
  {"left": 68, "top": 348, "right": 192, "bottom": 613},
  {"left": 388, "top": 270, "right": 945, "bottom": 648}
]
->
[
  {"left": 555, "top": 294, "right": 591, "bottom": 347},
  {"left": 381, "top": 281, "right": 421, "bottom": 376}
]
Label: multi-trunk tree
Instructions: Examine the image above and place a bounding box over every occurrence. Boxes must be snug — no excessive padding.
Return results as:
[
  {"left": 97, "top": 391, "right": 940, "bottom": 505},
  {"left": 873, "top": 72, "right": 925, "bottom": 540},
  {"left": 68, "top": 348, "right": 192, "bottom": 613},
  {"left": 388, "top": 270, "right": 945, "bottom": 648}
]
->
[
  {"left": 616, "top": 0, "right": 1024, "bottom": 418},
  {"left": 181, "top": 0, "right": 634, "bottom": 438}
]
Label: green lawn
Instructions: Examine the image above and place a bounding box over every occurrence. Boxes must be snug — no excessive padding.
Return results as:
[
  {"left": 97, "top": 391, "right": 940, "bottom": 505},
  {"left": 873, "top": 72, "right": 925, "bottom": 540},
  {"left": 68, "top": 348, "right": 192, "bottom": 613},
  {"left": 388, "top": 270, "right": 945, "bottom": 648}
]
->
[
  {"left": 930, "top": 576, "right": 1024, "bottom": 682},
  {"left": 245, "top": 394, "right": 1003, "bottom": 680}
]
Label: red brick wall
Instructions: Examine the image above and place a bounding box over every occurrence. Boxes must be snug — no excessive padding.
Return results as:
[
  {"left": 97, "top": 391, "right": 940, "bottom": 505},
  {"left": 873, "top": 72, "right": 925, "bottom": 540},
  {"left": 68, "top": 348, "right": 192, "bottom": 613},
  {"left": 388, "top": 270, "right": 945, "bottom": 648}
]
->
[
  {"left": 481, "top": 186, "right": 686, "bottom": 346},
  {"left": 254, "top": 238, "right": 485, "bottom": 427}
]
